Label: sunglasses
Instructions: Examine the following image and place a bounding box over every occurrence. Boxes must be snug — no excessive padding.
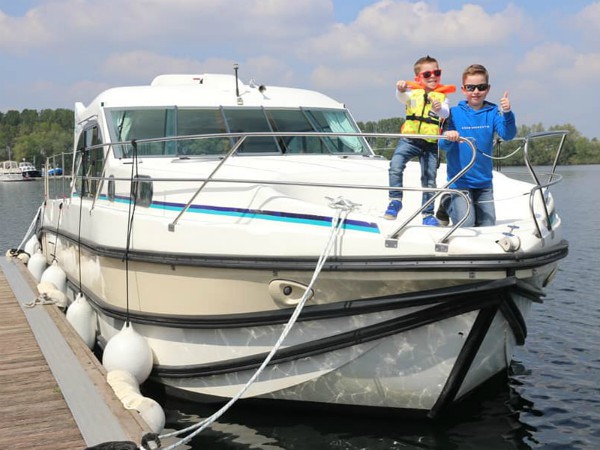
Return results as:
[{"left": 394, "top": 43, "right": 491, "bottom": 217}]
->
[
  {"left": 463, "top": 83, "right": 489, "bottom": 92},
  {"left": 420, "top": 69, "right": 442, "bottom": 78}
]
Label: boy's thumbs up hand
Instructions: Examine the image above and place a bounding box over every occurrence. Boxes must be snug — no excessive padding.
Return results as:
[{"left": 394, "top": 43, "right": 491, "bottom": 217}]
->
[{"left": 500, "top": 91, "right": 511, "bottom": 112}]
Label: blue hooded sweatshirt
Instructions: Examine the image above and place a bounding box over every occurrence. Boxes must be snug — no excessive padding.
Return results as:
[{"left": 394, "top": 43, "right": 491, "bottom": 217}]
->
[{"left": 439, "top": 100, "right": 516, "bottom": 189}]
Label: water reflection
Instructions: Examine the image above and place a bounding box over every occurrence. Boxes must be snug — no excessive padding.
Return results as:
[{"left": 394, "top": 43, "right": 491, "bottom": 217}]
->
[{"left": 147, "top": 368, "right": 537, "bottom": 450}]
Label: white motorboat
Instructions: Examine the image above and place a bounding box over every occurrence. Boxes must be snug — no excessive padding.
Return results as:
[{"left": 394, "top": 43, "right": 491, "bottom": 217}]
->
[
  {"left": 1, "top": 160, "right": 32, "bottom": 182},
  {"left": 19, "top": 160, "right": 42, "bottom": 179},
  {"left": 31, "top": 72, "right": 568, "bottom": 418}
]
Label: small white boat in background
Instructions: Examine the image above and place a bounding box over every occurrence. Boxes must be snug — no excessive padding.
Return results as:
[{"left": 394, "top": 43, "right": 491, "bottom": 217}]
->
[
  {"left": 30, "top": 70, "right": 569, "bottom": 418},
  {"left": 1, "top": 160, "right": 31, "bottom": 182},
  {"left": 19, "top": 160, "right": 42, "bottom": 179}
]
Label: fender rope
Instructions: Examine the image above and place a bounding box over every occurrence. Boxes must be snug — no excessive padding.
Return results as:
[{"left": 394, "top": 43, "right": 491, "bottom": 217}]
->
[{"left": 24, "top": 294, "right": 60, "bottom": 308}]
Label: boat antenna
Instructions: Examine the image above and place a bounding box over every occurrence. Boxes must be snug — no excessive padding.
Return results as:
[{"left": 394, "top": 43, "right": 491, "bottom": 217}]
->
[{"left": 233, "top": 63, "right": 240, "bottom": 97}]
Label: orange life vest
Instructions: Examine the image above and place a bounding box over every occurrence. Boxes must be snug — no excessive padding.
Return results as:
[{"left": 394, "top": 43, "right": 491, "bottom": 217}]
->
[{"left": 400, "top": 82, "right": 456, "bottom": 142}]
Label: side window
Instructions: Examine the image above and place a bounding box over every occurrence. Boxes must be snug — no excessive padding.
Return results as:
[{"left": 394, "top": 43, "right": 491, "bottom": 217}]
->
[
  {"left": 74, "top": 125, "right": 104, "bottom": 198},
  {"left": 109, "top": 109, "right": 175, "bottom": 157}
]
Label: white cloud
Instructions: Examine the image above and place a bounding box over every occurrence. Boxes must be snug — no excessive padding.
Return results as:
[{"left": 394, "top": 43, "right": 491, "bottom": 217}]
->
[
  {"left": 103, "top": 51, "right": 206, "bottom": 81},
  {"left": 0, "top": 8, "right": 55, "bottom": 53},
  {"left": 1, "top": 0, "right": 599, "bottom": 138},
  {"left": 0, "top": 0, "right": 332, "bottom": 53},
  {"left": 570, "top": 2, "right": 600, "bottom": 45},
  {"left": 298, "top": 1, "right": 527, "bottom": 63},
  {"left": 102, "top": 51, "right": 295, "bottom": 88},
  {"left": 516, "top": 43, "right": 600, "bottom": 85},
  {"left": 311, "top": 65, "right": 388, "bottom": 91},
  {"left": 576, "top": 0, "right": 600, "bottom": 16},
  {"left": 516, "top": 43, "right": 574, "bottom": 76}
]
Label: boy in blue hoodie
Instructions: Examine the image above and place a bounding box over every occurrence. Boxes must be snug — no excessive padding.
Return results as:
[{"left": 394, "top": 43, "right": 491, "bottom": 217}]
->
[{"left": 438, "top": 64, "right": 516, "bottom": 227}]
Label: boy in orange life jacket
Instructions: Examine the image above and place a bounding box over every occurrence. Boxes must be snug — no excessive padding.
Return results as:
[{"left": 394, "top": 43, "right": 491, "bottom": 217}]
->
[{"left": 384, "top": 55, "right": 455, "bottom": 225}]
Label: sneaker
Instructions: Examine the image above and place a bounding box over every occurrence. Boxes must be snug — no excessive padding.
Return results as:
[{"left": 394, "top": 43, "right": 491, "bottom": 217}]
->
[
  {"left": 383, "top": 200, "right": 402, "bottom": 220},
  {"left": 422, "top": 215, "right": 440, "bottom": 226},
  {"left": 435, "top": 195, "right": 450, "bottom": 226},
  {"left": 435, "top": 207, "right": 450, "bottom": 226}
]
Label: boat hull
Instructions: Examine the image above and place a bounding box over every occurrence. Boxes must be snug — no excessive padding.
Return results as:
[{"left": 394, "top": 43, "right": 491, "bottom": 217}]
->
[
  {"left": 89, "top": 272, "right": 537, "bottom": 417},
  {"left": 40, "top": 225, "right": 560, "bottom": 417}
]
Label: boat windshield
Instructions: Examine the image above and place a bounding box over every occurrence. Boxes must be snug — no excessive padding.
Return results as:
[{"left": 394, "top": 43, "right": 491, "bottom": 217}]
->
[{"left": 106, "top": 107, "right": 371, "bottom": 158}]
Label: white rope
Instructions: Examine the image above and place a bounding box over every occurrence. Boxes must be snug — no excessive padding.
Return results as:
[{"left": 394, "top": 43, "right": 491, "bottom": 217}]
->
[
  {"left": 157, "top": 196, "right": 357, "bottom": 450},
  {"left": 16, "top": 205, "right": 43, "bottom": 252},
  {"left": 24, "top": 294, "right": 59, "bottom": 308}
]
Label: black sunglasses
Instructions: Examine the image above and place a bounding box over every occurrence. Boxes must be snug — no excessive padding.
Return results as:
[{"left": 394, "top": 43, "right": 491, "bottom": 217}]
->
[
  {"left": 463, "top": 83, "right": 489, "bottom": 92},
  {"left": 420, "top": 69, "right": 442, "bottom": 78}
]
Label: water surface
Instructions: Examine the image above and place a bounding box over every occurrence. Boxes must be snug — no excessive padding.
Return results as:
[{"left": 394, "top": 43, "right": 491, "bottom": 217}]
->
[{"left": 1, "top": 167, "right": 598, "bottom": 449}]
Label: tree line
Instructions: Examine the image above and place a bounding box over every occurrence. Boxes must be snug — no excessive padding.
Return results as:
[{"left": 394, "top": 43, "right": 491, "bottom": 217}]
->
[
  {"left": 0, "top": 109, "right": 73, "bottom": 166},
  {"left": 1, "top": 109, "right": 598, "bottom": 166}
]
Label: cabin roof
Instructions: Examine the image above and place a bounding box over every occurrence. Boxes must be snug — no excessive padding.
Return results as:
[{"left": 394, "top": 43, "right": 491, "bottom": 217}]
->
[{"left": 79, "top": 74, "right": 344, "bottom": 118}]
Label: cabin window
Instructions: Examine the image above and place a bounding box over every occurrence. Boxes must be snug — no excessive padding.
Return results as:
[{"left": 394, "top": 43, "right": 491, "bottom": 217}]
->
[
  {"left": 107, "top": 107, "right": 370, "bottom": 158},
  {"left": 177, "top": 109, "right": 229, "bottom": 155},
  {"left": 110, "top": 109, "right": 176, "bottom": 157},
  {"left": 221, "top": 108, "right": 281, "bottom": 154},
  {"left": 304, "top": 110, "right": 365, "bottom": 153},
  {"left": 266, "top": 109, "right": 329, "bottom": 154}
]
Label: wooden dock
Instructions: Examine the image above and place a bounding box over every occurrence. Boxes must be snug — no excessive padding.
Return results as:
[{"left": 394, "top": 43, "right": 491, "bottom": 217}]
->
[{"left": 0, "top": 256, "right": 151, "bottom": 450}]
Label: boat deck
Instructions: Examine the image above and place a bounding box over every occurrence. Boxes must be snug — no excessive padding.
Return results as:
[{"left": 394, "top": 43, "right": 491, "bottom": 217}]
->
[{"left": 0, "top": 256, "right": 150, "bottom": 450}]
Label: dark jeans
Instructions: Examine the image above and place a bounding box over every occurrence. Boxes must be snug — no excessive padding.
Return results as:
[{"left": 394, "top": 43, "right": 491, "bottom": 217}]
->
[
  {"left": 448, "top": 187, "right": 496, "bottom": 227},
  {"left": 388, "top": 138, "right": 438, "bottom": 216}
]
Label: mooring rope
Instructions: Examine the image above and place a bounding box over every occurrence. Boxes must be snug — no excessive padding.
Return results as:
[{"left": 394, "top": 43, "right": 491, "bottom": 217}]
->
[
  {"left": 24, "top": 294, "right": 61, "bottom": 308},
  {"left": 123, "top": 140, "right": 140, "bottom": 325},
  {"left": 76, "top": 145, "right": 88, "bottom": 294},
  {"left": 15, "top": 205, "right": 42, "bottom": 252},
  {"left": 156, "top": 196, "right": 359, "bottom": 450}
]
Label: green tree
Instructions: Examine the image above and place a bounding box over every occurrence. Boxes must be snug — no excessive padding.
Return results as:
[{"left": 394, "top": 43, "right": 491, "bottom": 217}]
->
[
  {"left": 1, "top": 108, "right": 73, "bottom": 164},
  {"left": 357, "top": 117, "right": 404, "bottom": 158}
]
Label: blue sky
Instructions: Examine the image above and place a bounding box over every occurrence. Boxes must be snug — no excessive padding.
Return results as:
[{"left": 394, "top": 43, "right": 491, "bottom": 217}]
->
[{"left": 1, "top": 1, "right": 599, "bottom": 139}]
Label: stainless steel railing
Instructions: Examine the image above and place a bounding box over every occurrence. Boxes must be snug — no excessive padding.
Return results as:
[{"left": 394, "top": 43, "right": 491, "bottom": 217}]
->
[{"left": 45, "top": 129, "right": 568, "bottom": 247}]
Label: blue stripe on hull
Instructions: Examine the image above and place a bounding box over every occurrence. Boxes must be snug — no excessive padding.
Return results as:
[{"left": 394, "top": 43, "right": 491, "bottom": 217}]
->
[{"left": 97, "top": 194, "right": 380, "bottom": 234}]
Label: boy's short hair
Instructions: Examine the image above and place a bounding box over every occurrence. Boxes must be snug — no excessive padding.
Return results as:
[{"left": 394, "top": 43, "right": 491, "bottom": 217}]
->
[
  {"left": 413, "top": 55, "right": 439, "bottom": 75},
  {"left": 462, "top": 64, "right": 489, "bottom": 83}
]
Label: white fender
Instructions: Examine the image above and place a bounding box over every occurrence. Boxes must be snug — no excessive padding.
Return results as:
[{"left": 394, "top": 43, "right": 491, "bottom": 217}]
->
[
  {"left": 127, "top": 395, "right": 165, "bottom": 433},
  {"left": 102, "top": 323, "right": 153, "bottom": 384},
  {"left": 66, "top": 293, "right": 97, "bottom": 349},
  {"left": 27, "top": 250, "right": 47, "bottom": 282},
  {"left": 17, "top": 252, "right": 30, "bottom": 264},
  {"left": 107, "top": 369, "right": 165, "bottom": 433},
  {"left": 24, "top": 235, "right": 40, "bottom": 255},
  {"left": 40, "top": 261, "right": 67, "bottom": 293}
]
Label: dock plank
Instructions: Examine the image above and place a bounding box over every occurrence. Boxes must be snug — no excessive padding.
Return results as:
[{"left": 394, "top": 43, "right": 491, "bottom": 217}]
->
[
  {"left": 0, "top": 266, "right": 86, "bottom": 450},
  {"left": 0, "top": 257, "right": 151, "bottom": 449}
]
